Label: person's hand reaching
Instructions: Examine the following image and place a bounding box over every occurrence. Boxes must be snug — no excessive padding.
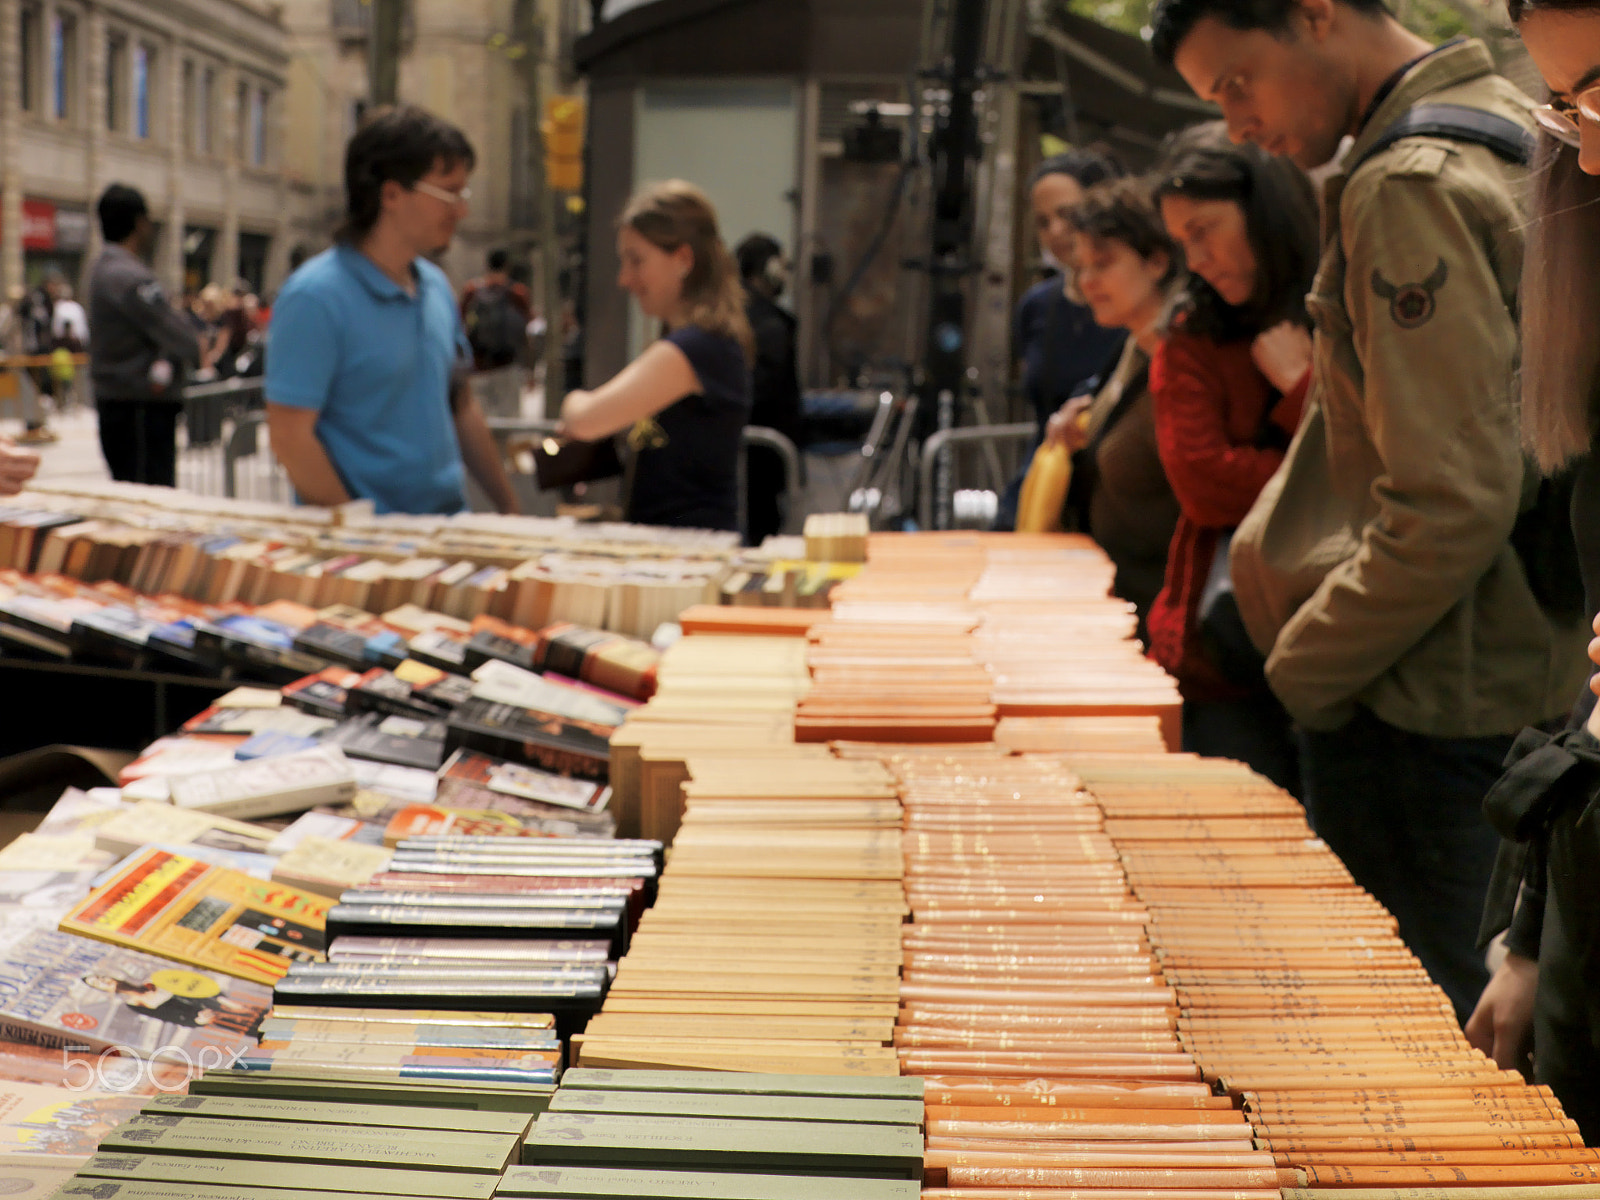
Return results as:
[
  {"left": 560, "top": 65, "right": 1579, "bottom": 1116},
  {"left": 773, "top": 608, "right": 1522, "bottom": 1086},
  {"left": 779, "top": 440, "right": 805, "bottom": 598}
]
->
[
  {"left": 1044, "top": 396, "right": 1094, "bottom": 454},
  {"left": 1251, "top": 321, "right": 1313, "bottom": 395},
  {"left": 0, "top": 437, "right": 41, "bottom": 497}
]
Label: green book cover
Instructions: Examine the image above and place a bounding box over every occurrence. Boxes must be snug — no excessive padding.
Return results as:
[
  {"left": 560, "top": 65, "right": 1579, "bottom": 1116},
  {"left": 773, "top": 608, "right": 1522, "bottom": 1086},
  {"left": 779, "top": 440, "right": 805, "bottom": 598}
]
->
[
  {"left": 74, "top": 1153, "right": 497, "bottom": 1198},
  {"left": 557, "top": 1070, "right": 923, "bottom": 1102},
  {"left": 188, "top": 1071, "right": 553, "bottom": 1114},
  {"left": 141, "top": 1094, "right": 533, "bottom": 1137},
  {"left": 521, "top": 1115, "right": 923, "bottom": 1180},
  {"left": 496, "top": 1166, "right": 922, "bottom": 1199},
  {"left": 100, "top": 1115, "right": 516, "bottom": 1173},
  {"left": 549, "top": 1090, "right": 922, "bottom": 1128},
  {"left": 49, "top": 1181, "right": 446, "bottom": 1200}
]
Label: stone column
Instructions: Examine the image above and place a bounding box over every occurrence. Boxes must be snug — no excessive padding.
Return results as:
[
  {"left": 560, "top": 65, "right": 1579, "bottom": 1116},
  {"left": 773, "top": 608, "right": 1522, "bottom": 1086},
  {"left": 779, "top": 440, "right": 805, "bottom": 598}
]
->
[
  {"left": 217, "top": 63, "right": 240, "bottom": 286},
  {"left": 84, "top": 3, "right": 108, "bottom": 268},
  {"left": 0, "top": 0, "right": 26, "bottom": 293},
  {"left": 164, "top": 32, "right": 185, "bottom": 294}
]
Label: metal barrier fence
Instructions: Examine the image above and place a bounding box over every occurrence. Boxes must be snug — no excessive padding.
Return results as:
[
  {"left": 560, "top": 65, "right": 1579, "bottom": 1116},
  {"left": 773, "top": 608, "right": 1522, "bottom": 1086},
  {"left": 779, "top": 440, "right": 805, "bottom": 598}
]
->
[
  {"left": 485, "top": 417, "right": 805, "bottom": 538},
  {"left": 191, "top": 403, "right": 805, "bottom": 541},
  {"left": 917, "top": 421, "right": 1037, "bottom": 531},
  {"left": 175, "top": 378, "right": 284, "bottom": 502}
]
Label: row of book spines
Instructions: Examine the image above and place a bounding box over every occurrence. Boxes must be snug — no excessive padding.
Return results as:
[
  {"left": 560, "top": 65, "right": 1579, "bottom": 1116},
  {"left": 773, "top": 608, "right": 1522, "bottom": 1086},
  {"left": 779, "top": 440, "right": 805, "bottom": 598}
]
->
[{"left": 87, "top": 527, "right": 717, "bottom": 625}]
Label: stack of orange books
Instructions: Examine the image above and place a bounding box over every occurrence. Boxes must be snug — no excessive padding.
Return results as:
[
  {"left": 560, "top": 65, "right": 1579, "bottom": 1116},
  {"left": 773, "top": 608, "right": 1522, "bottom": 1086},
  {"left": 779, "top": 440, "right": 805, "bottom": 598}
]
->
[
  {"left": 586, "top": 531, "right": 1599, "bottom": 1197},
  {"left": 1071, "top": 753, "right": 1600, "bottom": 1198},
  {"left": 888, "top": 751, "right": 1292, "bottom": 1198}
]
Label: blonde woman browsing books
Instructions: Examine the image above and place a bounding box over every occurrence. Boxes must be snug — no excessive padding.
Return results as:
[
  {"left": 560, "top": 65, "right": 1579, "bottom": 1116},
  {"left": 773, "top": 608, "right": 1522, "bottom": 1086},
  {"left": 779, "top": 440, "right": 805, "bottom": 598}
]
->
[{"left": 559, "top": 181, "right": 753, "bottom": 532}]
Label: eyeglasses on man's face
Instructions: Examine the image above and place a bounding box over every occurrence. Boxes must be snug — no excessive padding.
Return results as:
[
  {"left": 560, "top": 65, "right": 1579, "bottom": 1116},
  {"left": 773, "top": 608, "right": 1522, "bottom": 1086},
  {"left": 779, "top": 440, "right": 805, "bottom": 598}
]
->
[
  {"left": 1533, "top": 85, "right": 1600, "bottom": 148},
  {"left": 410, "top": 179, "right": 473, "bottom": 208}
]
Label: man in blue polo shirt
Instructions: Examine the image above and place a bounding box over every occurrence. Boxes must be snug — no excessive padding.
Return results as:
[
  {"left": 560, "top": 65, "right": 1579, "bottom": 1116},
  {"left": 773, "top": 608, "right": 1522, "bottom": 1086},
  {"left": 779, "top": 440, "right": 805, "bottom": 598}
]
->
[{"left": 265, "top": 106, "right": 519, "bottom": 515}]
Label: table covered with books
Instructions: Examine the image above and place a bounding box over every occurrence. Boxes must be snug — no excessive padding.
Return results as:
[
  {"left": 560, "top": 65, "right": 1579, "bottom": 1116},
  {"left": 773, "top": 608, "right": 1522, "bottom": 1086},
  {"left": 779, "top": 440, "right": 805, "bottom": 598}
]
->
[{"left": 0, "top": 511, "right": 1587, "bottom": 1200}]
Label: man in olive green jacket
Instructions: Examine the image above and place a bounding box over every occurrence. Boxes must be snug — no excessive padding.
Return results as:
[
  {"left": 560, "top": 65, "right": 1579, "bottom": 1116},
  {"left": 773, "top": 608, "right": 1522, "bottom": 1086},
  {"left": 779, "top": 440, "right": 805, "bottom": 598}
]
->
[{"left": 1152, "top": 0, "right": 1589, "bottom": 1021}]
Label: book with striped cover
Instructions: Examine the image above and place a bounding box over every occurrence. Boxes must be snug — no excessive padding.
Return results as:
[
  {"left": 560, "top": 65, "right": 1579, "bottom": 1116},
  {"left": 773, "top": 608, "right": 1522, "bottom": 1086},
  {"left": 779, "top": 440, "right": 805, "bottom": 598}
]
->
[{"left": 58, "top": 848, "right": 328, "bottom": 986}]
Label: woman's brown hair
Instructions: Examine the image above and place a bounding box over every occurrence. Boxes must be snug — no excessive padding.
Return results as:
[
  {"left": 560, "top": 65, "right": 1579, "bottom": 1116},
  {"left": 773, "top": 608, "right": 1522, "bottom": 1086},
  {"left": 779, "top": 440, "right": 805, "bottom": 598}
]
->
[
  {"left": 620, "top": 180, "right": 755, "bottom": 362},
  {"left": 1512, "top": 55, "right": 1600, "bottom": 469}
]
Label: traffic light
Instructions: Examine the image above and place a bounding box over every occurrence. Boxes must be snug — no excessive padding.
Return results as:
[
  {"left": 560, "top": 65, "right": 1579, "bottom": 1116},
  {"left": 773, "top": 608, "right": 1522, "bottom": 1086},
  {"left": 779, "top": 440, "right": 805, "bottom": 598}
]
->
[{"left": 543, "top": 96, "right": 584, "bottom": 193}]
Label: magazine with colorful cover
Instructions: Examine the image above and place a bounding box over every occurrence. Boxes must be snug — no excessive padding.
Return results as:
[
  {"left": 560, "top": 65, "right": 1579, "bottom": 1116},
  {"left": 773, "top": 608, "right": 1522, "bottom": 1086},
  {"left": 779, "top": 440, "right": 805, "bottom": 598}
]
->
[
  {"left": 58, "top": 849, "right": 328, "bottom": 986},
  {"left": 0, "top": 1082, "right": 146, "bottom": 1156},
  {"left": 0, "top": 925, "right": 268, "bottom": 1064}
]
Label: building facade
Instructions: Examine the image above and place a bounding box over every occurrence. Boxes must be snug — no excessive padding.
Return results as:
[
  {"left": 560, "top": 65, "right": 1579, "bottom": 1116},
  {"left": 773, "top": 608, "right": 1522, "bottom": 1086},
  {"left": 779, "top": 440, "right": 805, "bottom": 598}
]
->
[
  {"left": 278, "top": 0, "right": 567, "bottom": 288},
  {"left": 0, "top": 0, "right": 291, "bottom": 299}
]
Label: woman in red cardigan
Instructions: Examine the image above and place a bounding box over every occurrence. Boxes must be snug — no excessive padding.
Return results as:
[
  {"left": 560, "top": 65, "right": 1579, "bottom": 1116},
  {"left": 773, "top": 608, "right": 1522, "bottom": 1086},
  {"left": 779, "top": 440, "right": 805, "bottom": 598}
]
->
[{"left": 1146, "top": 134, "right": 1319, "bottom": 794}]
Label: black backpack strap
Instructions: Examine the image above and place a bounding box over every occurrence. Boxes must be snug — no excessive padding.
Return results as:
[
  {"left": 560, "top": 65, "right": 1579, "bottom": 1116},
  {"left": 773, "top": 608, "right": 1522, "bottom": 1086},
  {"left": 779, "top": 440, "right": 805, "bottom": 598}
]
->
[{"left": 1348, "top": 103, "right": 1535, "bottom": 175}]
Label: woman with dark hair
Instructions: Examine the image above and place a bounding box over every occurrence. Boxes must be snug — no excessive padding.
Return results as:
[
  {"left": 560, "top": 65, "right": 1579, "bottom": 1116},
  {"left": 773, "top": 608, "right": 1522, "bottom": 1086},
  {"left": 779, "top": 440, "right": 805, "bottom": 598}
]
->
[
  {"left": 560, "top": 181, "right": 753, "bottom": 531},
  {"left": 1016, "top": 149, "right": 1130, "bottom": 438},
  {"left": 1145, "top": 131, "right": 1319, "bottom": 792},
  {"left": 1044, "top": 178, "right": 1182, "bottom": 634},
  {"left": 1465, "top": 0, "right": 1600, "bottom": 1142}
]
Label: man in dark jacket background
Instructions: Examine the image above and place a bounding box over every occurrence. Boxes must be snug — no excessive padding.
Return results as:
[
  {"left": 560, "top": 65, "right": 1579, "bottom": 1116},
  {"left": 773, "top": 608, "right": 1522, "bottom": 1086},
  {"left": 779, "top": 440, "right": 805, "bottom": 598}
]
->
[
  {"left": 88, "top": 184, "right": 201, "bottom": 486},
  {"left": 735, "top": 233, "right": 803, "bottom": 545}
]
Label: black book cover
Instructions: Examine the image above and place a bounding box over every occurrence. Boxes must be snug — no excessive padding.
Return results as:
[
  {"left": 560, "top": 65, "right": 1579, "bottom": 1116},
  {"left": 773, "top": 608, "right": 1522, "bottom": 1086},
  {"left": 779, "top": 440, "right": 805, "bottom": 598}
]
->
[
  {"left": 325, "top": 712, "right": 448, "bottom": 770},
  {"left": 324, "top": 903, "right": 625, "bottom": 957},
  {"left": 293, "top": 622, "right": 372, "bottom": 670},
  {"left": 408, "top": 630, "right": 470, "bottom": 672},
  {"left": 282, "top": 674, "right": 354, "bottom": 719},
  {"left": 463, "top": 630, "right": 537, "bottom": 674},
  {"left": 445, "top": 699, "right": 609, "bottom": 782},
  {"left": 417, "top": 672, "right": 475, "bottom": 711},
  {"left": 536, "top": 626, "right": 614, "bottom": 682},
  {"left": 349, "top": 668, "right": 449, "bottom": 720}
]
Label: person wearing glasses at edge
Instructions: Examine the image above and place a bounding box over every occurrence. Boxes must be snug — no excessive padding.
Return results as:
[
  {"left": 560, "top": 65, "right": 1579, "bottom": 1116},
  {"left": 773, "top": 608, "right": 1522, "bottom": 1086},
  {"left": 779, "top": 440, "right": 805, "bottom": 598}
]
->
[
  {"left": 557, "top": 181, "right": 753, "bottom": 532},
  {"left": 1149, "top": 0, "right": 1589, "bottom": 1027},
  {"left": 265, "top": 106, "right": 520, "bottom": 516},
  {"left": 1467, "top": 0, "right": 1600, "bottom": 1145}
]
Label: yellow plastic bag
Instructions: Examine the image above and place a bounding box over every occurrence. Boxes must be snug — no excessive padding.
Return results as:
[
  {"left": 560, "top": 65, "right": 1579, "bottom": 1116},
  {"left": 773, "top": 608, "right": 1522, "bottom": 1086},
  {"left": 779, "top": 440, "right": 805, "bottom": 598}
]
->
[
  {"left": 49, "top": 347, "right": 75, "bottom": 385},
  {"left": 1015, "top": 440, "right": 1071, "bottom": 533}
]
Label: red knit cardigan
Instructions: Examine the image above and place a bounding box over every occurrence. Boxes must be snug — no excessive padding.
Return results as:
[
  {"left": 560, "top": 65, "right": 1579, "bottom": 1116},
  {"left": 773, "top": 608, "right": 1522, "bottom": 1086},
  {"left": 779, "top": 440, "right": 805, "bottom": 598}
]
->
[{"left": 1145, "top": 328, "right": 1309, "bottom": 701}]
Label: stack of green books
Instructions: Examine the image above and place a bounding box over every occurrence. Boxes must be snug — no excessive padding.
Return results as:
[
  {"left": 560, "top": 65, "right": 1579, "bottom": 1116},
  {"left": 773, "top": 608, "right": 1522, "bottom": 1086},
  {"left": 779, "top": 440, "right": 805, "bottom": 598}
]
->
[
  {"left": 49, "top": 1069, "right": 559, "bottom": 1200},
  {"left": 503, "top": 1070, "right": 925, "bottom": 1196}
]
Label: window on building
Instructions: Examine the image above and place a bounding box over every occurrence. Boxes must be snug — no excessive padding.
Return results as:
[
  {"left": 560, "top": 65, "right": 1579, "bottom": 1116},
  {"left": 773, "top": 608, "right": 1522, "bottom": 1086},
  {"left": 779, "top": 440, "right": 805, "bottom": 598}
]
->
[
  {"left": 133, "top": 42, "right": 155, "bottom": 140},
  {"left": 250, "top": 87, "right": 268, "bottom": 166},
  {"left": 198, "top": 65, "right": 215, "bottom": 156},
  {"left": 51, "top": 12, "right": 78, "bottom": 122},
  {"left": 105, "top": 32, "right": 127, "bottom": 132},
  {"left": 236, "top": 78, "right": 248, "bottom": 162},
  {"left": 20, "top": 4, "right": 40, "bottom": 114},
  {"left": 181, "top": 59, "right": 195, "bottom": 151}
]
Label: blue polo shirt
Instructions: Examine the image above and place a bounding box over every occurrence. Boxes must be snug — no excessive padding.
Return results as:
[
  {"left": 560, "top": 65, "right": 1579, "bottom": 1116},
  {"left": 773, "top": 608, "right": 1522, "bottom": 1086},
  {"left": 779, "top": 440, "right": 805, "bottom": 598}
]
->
[{"left": 266, "top": 245, "right": 468, "bottom": 515}]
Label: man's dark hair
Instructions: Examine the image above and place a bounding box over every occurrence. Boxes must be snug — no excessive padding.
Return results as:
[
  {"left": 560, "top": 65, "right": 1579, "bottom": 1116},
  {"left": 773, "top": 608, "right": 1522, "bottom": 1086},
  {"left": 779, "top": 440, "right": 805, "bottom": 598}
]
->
[
  {"left": 735, "top": 233, "right": 783, "bottom": 282},
  {"left": 338, "top": 104, "right": 476, "bottom": 243},
  {"left": 1149, "top": 0, "right": 1390, "bottom": 68},
  {"left": 97, "top": 184, "right": 149, "bottom": 244},
  {"left": 1154, "top": 130, "right": 1319, "bottom": 340},
  {"left": 1066, "top": 178, "right": 1181, "bottom": 287},
  {"left": 1028, "top": 146, "right": 1125, "bottom": 191},
  {"left": 488, "top": 248, "right": 510, "bottom": 272}
]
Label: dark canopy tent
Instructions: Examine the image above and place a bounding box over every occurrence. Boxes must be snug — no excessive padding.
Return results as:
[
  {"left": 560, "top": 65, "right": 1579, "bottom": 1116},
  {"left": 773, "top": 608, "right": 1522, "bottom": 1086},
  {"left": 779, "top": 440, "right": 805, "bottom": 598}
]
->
[{"left": 572, "top": 1, "right": 1214, "bottom": 387}]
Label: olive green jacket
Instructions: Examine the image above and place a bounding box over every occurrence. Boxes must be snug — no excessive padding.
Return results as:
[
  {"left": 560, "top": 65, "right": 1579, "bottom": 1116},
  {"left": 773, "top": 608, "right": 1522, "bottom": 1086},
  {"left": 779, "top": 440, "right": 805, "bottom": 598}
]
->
[{"left": 1230, "top": 39, "right": 1588, "bottom": 736}]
